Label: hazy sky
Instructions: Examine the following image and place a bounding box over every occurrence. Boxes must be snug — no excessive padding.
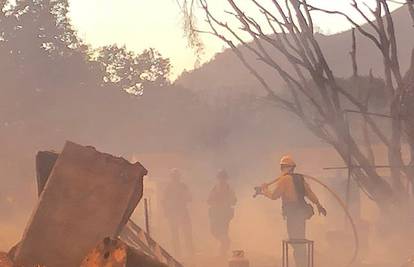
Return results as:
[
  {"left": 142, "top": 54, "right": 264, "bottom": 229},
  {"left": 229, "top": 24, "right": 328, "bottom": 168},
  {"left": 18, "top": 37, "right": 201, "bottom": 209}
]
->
[{"left": 68, "top": 0, "right": 400, "bottom": 78}]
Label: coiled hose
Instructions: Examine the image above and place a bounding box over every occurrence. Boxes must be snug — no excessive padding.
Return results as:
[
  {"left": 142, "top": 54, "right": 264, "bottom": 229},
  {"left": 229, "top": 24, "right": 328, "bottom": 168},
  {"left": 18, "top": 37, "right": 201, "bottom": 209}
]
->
[
  {"left": 301, "top": 174, "right": 359, "bottom": 267},
  {"left": 257, "top": 174, "right": 360, "bottom": 267}
]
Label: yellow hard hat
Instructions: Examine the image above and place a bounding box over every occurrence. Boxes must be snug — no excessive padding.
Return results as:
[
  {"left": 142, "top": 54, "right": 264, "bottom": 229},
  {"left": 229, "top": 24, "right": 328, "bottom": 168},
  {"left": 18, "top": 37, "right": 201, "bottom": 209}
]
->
[
  {"left": 280, "top": 155, "right": 296, "bottom": 167},
  {"left": 170, "top": 168, "right": 181, "bottom": 178},
  {"left": 217, "top": 169, "right": 229, "bottom": 180}
]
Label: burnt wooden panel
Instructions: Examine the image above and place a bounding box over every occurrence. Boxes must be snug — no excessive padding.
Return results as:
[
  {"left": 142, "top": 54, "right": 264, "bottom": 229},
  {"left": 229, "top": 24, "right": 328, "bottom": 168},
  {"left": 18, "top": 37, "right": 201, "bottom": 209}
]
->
[{"left": 14, "top": 141, "right": 147, "bottom": 267}]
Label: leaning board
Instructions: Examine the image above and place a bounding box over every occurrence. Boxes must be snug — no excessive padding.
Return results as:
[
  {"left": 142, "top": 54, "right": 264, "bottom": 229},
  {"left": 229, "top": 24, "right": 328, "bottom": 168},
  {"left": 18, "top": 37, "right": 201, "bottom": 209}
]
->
[{"left": 14, "top": 141, "right": 147, "bottom": 267}]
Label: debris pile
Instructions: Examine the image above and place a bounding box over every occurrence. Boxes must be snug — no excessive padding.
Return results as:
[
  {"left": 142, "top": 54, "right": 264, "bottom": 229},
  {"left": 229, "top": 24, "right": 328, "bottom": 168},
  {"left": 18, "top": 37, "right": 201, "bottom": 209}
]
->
[
  {"left": 1, "top": 141, "right": 181, "bottom": 267},
  {"left": 80, "top": 237, "right": 167, "bottom": 267}
]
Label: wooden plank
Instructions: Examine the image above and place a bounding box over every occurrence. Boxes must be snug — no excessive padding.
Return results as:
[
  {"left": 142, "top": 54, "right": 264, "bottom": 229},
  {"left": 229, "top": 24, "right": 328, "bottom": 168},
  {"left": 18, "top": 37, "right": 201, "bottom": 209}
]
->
[{"left": 120, "top": 220, "right": 184, "bottom": 267}]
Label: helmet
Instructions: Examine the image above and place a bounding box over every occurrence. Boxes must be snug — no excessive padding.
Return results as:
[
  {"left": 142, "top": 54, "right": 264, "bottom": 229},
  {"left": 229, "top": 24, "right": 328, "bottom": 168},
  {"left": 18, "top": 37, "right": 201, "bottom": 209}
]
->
[
  {"left": 280, "top": 155, "right": 296, "bottom": 167},
  {"left": 170, "top": 168, "right": 181, "bottom": 178},
  {"left": 217, "top": 169, "right": 229, "bottom": 180}
]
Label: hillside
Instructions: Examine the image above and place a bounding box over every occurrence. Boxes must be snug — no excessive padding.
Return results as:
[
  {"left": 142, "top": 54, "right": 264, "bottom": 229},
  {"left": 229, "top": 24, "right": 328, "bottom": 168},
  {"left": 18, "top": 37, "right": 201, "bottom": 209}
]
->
[{"left": 176, "top": 7, "right": 414, "bottom": 95}]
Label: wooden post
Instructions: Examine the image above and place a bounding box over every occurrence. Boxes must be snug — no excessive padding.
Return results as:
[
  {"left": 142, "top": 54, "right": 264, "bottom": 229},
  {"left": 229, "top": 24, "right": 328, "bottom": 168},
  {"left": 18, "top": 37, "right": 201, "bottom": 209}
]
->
[{"left": 144, "top": 198, "right": 151, "bottom": 236}]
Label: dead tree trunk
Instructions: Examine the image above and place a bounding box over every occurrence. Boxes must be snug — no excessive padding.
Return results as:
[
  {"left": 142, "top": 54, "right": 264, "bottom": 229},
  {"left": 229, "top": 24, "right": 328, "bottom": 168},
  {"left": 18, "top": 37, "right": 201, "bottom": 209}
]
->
[
  {"left": 402, "top": 50, "right": 414, "bottom": 192},
  {"left": 186, "top": 0, "right": 414, "bottom": 213}
]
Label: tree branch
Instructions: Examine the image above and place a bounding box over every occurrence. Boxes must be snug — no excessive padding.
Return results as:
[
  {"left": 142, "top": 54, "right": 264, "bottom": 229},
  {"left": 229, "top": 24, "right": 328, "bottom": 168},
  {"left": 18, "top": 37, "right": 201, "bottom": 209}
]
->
[
  {"left": 199, "top": 0, "right": 297, "bottom": 113},
  {"left": 408, "top": 0, "right": 414, "bottom": 25},
  {"left": 350, "top": 28, "right": 358, "bottom": 78}
]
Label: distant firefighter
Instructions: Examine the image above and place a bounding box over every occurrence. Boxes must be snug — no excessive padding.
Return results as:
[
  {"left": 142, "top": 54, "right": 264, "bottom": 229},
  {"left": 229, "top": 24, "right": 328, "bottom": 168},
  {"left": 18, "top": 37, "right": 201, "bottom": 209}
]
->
[
  {"left": 161, "top": 168, "right": 194, "bottom": 258},
  {"left": 255, "top": 155, "right": 327, "bottom": 267},
  {"left": 208, "top": 169, "right": 237, "bottom": 257}
]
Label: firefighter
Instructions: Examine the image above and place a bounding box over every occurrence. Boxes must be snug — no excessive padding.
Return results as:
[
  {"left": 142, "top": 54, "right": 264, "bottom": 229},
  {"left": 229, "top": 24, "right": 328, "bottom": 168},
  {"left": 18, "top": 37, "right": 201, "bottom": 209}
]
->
[
  {"left": 255, "top": 155, "right": 327, "bottom": 267},
  {"left": 207, "top": 169, "right": 237, "bottom": 257},
  {"left": 161, "top": 168, "right": 194, "bottom": 259}
]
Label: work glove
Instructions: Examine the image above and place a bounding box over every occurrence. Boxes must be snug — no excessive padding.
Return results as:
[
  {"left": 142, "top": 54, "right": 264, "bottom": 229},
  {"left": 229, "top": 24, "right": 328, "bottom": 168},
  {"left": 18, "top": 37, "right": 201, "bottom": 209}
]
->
[
  {"left": 254, "top": 183, "right": 270, "bottom": 198},
  {"left": 317, "top": 204, "right": 327, "bottom": 216},
  {"left": 253, "top": 186, "right": 263, "bottom": 198}
]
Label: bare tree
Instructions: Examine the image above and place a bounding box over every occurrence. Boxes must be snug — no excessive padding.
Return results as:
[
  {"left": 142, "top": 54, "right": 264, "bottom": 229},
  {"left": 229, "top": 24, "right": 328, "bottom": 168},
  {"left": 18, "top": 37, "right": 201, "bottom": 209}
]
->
[
  {"left": 183, "top": 0, "right": 414, "bottom": 212},
  {"left": 408, "top": 0, "right": 414, "bottom": 23},
  {"left": 402, "top": 50, "right": 414, "bottom": 192},
  {"left": 403, "top": 0, "right": 414, "bottom": 193}
]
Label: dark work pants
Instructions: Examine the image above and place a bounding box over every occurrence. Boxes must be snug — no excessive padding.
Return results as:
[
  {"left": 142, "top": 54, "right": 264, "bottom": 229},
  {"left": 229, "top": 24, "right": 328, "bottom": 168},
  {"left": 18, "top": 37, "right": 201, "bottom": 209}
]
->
[
  {"left": 209, "top": 207, "right": 233, "bottom": 256},
  {"left": 286, "top": 214, "right": 307, "bottom": 267},
  {"left": 168, "top": 211, "right": 194, "bottom": 259}
]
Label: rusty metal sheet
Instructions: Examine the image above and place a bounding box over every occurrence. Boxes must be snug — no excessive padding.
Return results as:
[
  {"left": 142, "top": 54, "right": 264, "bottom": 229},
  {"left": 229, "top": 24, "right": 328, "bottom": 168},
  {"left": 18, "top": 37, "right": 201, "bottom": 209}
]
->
[{"left": 14, "top": 141, "right": 147, "bottom": 267}]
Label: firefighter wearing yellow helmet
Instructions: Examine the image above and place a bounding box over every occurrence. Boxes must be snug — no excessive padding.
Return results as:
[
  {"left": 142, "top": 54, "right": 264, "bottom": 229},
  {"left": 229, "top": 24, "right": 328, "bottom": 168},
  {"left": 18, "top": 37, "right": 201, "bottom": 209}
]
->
[{"left": 255, "top": 155, "right": 327, "bottom": 267}]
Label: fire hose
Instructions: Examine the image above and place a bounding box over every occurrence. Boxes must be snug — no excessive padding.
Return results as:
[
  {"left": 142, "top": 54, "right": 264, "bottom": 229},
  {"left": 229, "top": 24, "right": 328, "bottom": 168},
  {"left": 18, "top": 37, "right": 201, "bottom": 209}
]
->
[{"left": 254, "top": 174, "right": 359, "bottom": 267}]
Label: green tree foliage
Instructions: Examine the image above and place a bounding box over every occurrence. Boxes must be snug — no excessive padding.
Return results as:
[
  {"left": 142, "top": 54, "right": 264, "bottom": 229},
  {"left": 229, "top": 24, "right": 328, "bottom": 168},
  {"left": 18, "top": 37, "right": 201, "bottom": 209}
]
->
[
  {"left": 96, "top": 45, "right": 171, "bottom": 95},
  {"left": 0, "top": 0, "right": 171, "bottom": 124},
  {"left": 0, "top": 0, "right": 174, "bottom": 214}
]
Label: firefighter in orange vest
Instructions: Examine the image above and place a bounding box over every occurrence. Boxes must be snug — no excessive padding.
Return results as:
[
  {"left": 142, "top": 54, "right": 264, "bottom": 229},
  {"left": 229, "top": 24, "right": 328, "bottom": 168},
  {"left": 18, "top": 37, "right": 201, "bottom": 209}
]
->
[{"left": 255, "top": 156, "right": 327, "bottom": 267}]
